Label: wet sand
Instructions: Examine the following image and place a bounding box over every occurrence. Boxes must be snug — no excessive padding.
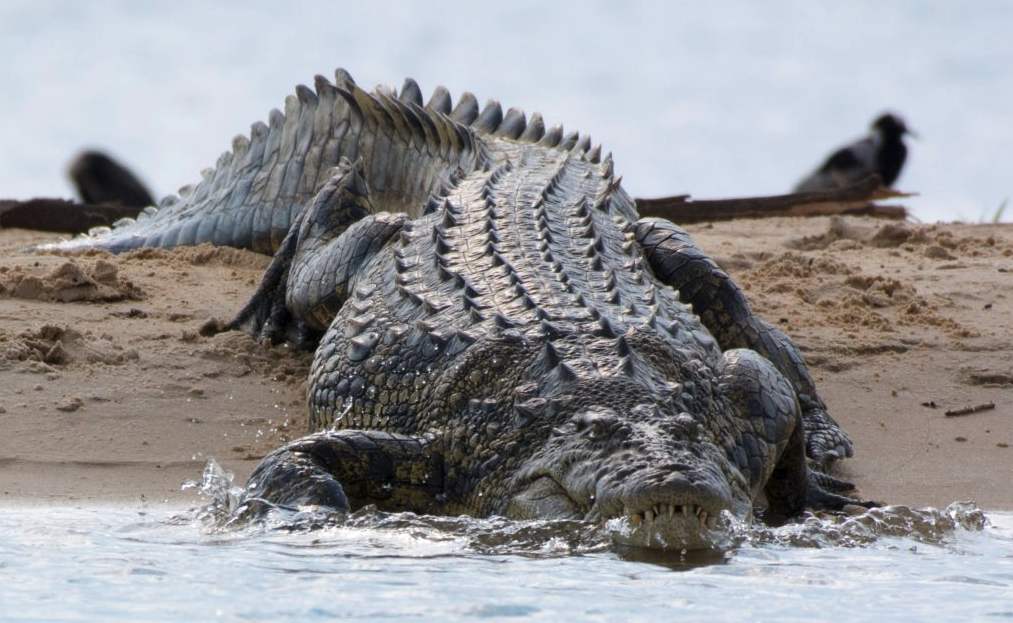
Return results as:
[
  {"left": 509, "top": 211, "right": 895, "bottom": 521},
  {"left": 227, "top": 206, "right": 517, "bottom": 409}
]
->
[{"left": 1, "top": 216, "right": 1011, "bottom": 510}]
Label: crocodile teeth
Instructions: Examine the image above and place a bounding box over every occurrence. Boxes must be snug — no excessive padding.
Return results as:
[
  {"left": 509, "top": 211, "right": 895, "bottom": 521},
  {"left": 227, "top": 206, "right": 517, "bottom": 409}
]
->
[{"left": 623, "top": 503, "right": 715, "bottom": 528}]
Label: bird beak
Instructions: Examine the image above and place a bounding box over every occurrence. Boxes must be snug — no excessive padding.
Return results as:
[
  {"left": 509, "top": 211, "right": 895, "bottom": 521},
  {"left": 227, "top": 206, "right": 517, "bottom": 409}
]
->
[{"left": 905, "top": 127, "right": 920, "bottom": 140}]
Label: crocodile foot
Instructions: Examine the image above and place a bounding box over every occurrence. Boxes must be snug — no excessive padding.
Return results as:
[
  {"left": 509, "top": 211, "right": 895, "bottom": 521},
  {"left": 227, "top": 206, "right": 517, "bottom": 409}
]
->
[
  {"left": 802, "top": 407, "right": 854, "bottom": 470},
  {"left": 214, "top": 220, "right": 320, "bottom": 348}
]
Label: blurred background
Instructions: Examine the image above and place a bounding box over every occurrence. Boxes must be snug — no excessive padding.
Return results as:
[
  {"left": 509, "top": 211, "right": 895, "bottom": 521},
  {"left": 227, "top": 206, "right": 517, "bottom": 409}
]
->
[{"left": 0, "top": 0, "right": 1009, "bottom": 222}]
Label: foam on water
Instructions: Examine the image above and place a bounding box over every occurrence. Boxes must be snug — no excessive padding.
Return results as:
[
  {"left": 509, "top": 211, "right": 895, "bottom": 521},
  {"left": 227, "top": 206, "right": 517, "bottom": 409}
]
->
[{"left": 188, "top": 458, "right": 992, "bottom": 559}]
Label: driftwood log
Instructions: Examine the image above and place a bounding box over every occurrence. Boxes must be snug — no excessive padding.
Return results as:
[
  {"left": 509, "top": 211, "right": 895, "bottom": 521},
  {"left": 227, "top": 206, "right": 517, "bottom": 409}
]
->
[
  {"left": 1, "top": 176, "right": 909, "bottom": 236},
  {"left": 0, "top": 198, "right": 140, "bottom": 234},
  {"left": 635, "top": 176, "right": 909, "bottom": 223}
]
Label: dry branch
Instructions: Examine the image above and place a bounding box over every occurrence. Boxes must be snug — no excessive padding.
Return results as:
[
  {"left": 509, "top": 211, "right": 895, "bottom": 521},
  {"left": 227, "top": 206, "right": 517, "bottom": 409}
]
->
[
  {"left": 0, "top": 198, "right": 140, "bottom": 234},
  {"left": 944, "top": 402, "right": 996, "bottom": 417},
  {"left": 3, "top": 176, "right": 911, "bottom": 236},
  {"left": 635, "top": 176, "right": 911, "bottom": 224}
]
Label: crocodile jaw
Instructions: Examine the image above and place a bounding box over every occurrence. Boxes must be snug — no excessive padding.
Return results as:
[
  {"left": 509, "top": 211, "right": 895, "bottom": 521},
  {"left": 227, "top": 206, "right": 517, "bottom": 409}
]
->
[
  {"left": 604, "top": 502, "right": 738, "bottom": 551},
  {"left": 506, "top": 450, "right": 750, "bottom": 550}
]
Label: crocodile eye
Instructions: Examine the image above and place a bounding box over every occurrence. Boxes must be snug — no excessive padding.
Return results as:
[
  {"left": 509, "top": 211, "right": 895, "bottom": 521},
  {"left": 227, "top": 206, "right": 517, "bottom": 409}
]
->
[{"left": 574, "top": 413, "right": 609, "bottom": 440}]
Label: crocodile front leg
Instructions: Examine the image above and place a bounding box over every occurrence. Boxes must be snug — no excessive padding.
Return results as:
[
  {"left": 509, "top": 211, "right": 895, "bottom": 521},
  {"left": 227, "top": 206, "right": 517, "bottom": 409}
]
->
[
  {"left": 634, "top": 218, "right": 852, "bottom": 472},
  {"left": 244, "top": 430, "right": 445, "bottom": 514},
  {"left": 222, "top": 159, "right": 406, "bottom": 345},
  {"left": 715, "top": 347, "right": 807, "bottom": 518},
  {"left": 716, "top": 348, "right": 869, "bottom": 521}
]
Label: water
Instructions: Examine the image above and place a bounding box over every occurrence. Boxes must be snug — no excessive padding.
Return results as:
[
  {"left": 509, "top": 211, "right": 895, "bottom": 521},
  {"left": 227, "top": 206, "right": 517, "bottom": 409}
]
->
[
  {"left": 1, "top": 495, "right": 1010, "bottom": 621},
  {"left": 1, "top": 0, "right": 1011, "bottom": 222}
]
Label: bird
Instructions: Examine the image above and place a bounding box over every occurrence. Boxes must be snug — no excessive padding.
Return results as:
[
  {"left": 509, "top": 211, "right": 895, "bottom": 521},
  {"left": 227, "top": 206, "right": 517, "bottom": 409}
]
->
[
  {"left": 793, "top": 113, "right": 915, "bottom": 192},
  {"left": 67, "top": 150, "right": 156, "bottom": 208}
]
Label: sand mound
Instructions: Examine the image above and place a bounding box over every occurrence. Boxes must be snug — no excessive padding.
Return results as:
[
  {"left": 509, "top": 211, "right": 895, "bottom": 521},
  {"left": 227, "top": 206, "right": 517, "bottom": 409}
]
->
[
  {"left": 789, "top": 216, "right": 921, "bottom": 251},
  {"left": 0, "top": 323, "right": 139, "bottom": 369},
  {"left": 121, "top": 243, "right": 271, "bottom": 270},
  {"left": 201, "top": 330, "right": 313, "bottom": 389},
  {"left": 739, "top": 250, "right": 962, "bottom": 336},
  {"left": 788, "top": 216, "right": 1010, "bottom": 260},
  {"left": 0, "top": 258, "right": 142, "bottom": 302}
]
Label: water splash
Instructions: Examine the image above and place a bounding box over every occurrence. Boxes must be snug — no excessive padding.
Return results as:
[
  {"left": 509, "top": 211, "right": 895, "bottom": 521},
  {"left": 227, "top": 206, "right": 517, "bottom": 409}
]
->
[
  {"left": 604, "top": 510, "right": 740, "bottom": 552},
  {"left": 184, "top": 457, "right": 989, "bottom": 560},
  {"left": 181, "top": 458, "right": 245, "bottom": 525},
  {"left": 738, "top": 502, "right": 988, "bottom": 549}
]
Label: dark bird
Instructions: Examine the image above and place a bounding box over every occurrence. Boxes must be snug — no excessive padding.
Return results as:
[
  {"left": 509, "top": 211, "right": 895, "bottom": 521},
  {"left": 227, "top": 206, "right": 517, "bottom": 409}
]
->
[
  {"left": 68, "top": 150, "right": 156, "bottom": 208},
  {"left": 793, "top": 113, "right": 914, "bottom": 192}
]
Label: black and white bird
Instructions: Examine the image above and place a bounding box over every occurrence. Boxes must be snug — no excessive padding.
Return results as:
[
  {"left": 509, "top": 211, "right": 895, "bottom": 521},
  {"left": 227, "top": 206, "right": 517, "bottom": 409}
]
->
[{"left": 793, "top": 113, "right": 914, "bottom": 192}]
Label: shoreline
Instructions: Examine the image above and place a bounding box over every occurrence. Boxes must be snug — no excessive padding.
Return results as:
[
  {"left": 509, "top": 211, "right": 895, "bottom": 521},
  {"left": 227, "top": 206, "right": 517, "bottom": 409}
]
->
[{"left": 2, "top": 216, "right": 1011, "bottom": 511}]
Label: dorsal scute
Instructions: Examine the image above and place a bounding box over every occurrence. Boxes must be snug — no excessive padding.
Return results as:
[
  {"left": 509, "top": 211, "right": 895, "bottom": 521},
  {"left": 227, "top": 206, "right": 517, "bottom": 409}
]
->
[
  {"left": 387, "top": 72, "right": 600, "bottom": 160},
  {"left": 41, "top": 67, "right": 608, "bottom": 253},
  {"left": 495, "top": 108, "right": 527, "bottom": 139},
  {"left": 450, "top": 92, "right": 480, "bottom": 124},
  {"left": 519, "top": 113, "right": 545, "bottom": 142},
  {"left": 473, "top": 99, "right": 504, "bottom": 134},
  {"left": 334, "top": 68, "right": 355, "bottom": 88},
  {"left": 398, "top": 78, "right": 424, "bottom": 106},
  {"left": 426, "top": 85, "right": 453, "bottom": 115},
  {"left": 295, "top": 84, "right": 318, "bottom": 107},
  {"left": 319, "top": 70, "right": 607, "bottom": 164}
]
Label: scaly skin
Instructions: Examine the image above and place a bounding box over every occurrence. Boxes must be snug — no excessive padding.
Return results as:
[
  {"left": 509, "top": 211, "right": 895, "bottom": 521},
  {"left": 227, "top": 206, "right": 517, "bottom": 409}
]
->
[{"left": 44, "top": 70, "right": 864, "bottom": 549}]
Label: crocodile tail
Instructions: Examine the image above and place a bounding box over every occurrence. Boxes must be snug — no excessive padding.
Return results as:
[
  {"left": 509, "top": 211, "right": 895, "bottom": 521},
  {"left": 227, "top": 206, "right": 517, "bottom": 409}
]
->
[{"left": 38, "top": 69, "right": 599, "bottom": 254}]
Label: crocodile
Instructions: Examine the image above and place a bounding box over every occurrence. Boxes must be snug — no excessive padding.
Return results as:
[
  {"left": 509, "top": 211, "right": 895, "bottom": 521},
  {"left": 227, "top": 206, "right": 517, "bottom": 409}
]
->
[{"left": 45, "top": 69, "right": 864, "bottom": 549}]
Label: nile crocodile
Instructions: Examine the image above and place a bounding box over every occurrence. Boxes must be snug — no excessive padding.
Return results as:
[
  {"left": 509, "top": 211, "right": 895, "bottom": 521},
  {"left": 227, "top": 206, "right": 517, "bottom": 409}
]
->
[{"left": 47, "top": 69, "right": 864, "bottom": 548}]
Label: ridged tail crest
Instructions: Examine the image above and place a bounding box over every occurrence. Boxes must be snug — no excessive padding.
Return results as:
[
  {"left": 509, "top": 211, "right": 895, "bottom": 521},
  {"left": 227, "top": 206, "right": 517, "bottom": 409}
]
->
[{"left": 41, "top": 69, "right": 606, "bottom": 254}]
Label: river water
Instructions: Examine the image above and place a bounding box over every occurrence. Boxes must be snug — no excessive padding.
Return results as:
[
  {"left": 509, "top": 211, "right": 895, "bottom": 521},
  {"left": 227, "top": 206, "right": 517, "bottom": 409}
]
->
[{"left": 1, "top": 484, "right": 1010, "bottom": 621}]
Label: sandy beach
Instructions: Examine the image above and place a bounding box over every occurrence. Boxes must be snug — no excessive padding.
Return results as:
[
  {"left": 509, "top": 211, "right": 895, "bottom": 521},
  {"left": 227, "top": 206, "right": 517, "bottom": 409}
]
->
[{"left": 1, "top": 215, "right": 1011, "bottom": 510}]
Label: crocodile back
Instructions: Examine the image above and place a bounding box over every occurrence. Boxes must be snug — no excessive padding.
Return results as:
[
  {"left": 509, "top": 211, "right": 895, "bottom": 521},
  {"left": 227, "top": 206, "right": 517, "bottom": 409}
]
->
[{"left": 306, "top": 132, "right": 722, "bottom": 435}]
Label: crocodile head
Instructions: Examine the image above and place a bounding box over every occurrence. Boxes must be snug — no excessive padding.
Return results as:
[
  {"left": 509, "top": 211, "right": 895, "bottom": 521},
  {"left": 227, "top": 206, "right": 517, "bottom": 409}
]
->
[{"left": 506, "top": 379, "right": 754, "bottom": 551}]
